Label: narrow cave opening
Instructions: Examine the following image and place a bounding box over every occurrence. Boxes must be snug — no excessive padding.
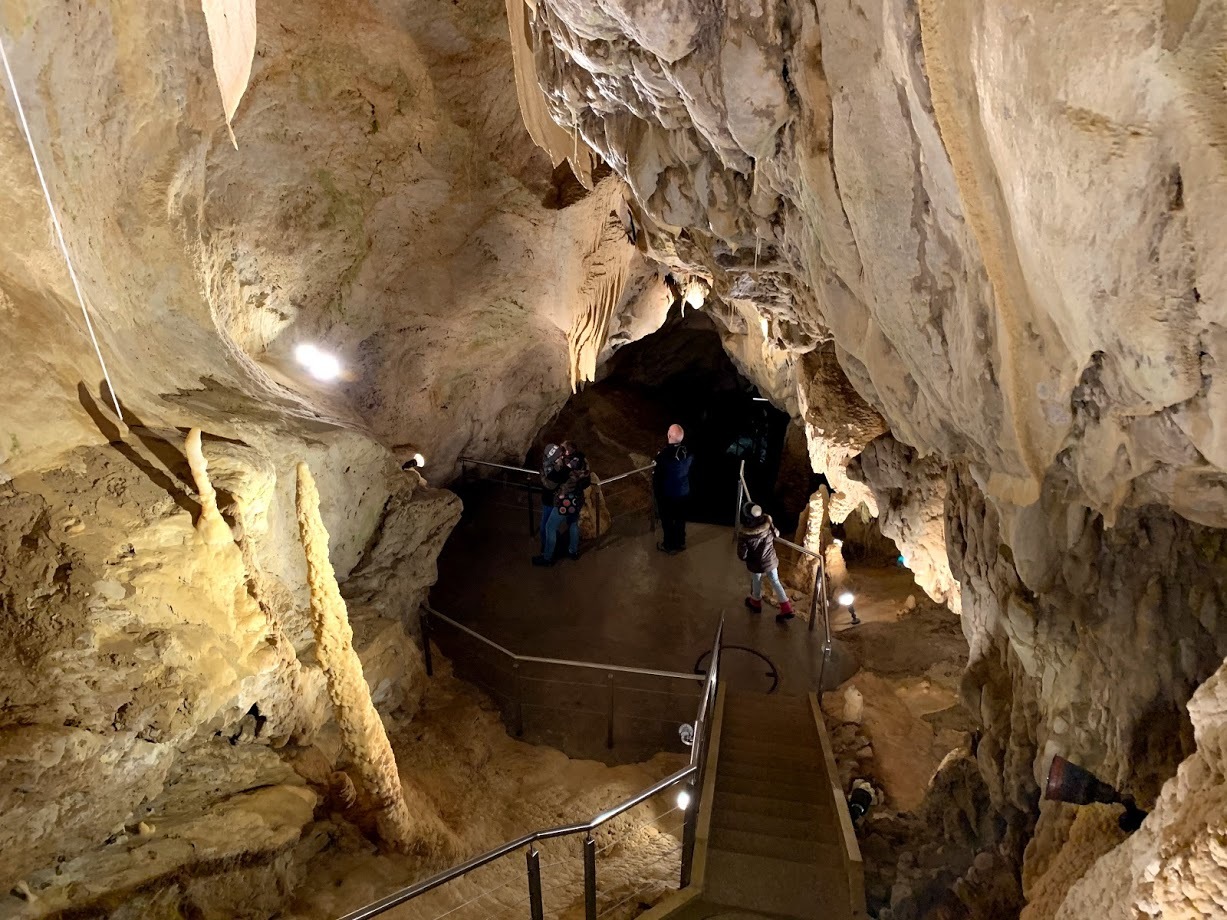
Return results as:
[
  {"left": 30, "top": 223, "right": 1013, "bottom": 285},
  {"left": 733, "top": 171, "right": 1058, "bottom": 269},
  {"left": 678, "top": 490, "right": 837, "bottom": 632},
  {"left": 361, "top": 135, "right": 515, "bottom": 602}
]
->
[{"left": 534, "top": 304, "right": 814, "bottom": 530}]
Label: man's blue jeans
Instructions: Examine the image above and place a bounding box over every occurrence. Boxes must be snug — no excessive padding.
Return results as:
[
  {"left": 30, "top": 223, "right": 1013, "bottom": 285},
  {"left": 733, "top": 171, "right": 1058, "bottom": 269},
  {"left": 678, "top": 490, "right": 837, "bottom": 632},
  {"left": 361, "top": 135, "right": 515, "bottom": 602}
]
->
[
  {"left": 750, "top": 567, "right": 789, "bottom": 603},
  {"left": 543, "top": 506, "right": 580, "bottom": 559}
]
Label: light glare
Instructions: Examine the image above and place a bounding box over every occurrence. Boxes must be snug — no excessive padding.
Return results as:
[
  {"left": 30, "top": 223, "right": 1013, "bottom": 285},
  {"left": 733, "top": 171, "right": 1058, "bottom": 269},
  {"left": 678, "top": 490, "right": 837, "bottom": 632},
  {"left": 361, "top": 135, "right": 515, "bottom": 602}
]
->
[
  {"left": 295, "top": 343, "right": 342, "bottom": 382},
  {"left": 837, "top": 591, "right": 855, "bottom": 607},
  {"left": 677, "top": 789, "right": 692, "bottom": 810},
  {"left": 412, "top": 452, "right": 426, "bottom": 468}
]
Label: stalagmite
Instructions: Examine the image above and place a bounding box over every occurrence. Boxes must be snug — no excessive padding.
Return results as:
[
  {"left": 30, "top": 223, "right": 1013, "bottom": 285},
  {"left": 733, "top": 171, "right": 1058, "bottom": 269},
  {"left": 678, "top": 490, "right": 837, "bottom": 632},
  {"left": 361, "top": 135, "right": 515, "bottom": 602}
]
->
[
  {"left": 185, "top": 427, "right": 234, "bottom": 546},
  {"left": 295, "top": 461, "right": 414, "bottom": 851}
]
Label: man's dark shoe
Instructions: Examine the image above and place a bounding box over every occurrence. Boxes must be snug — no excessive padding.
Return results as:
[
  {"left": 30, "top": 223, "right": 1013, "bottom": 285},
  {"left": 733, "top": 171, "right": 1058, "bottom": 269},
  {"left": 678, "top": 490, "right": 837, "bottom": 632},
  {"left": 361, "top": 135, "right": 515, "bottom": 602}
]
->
[
  {"left": 657, "top": 542, "right": 683, "bottom": 555},
  {"left": 531, "top": 555, "right": 554, "bottom": 567},
  {"left": 566, "top": 551, "right": 580, "bottom": 561}
]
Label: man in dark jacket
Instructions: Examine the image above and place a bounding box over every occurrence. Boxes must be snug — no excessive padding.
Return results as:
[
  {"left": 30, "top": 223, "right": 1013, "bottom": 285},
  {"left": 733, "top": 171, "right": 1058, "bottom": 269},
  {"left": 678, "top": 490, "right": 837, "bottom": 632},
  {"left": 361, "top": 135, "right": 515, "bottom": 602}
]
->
[{"left": 653, "top": 424, "right": 693, "bottom": 554}]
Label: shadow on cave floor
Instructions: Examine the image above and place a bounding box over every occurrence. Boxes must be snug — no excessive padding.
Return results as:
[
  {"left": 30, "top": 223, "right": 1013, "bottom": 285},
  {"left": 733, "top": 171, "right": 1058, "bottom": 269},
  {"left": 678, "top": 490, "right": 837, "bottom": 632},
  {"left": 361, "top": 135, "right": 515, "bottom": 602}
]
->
[{"left": 431, "top": 481, "right": 925, "bottom": 701}]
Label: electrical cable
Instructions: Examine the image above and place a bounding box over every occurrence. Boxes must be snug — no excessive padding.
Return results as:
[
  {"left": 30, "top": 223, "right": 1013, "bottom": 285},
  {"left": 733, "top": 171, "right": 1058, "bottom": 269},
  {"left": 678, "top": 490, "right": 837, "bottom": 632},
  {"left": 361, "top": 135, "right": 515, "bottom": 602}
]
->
[{"left": 0, "top": 34, "right": 124, "bottom": 422}]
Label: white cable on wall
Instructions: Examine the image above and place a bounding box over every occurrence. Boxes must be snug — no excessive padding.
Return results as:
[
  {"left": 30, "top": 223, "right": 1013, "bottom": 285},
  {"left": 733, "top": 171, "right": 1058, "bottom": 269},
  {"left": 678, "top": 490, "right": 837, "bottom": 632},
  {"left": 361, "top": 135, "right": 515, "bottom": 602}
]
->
[{"left": 0, "top": 34, "right": 125, "bottom": 423}]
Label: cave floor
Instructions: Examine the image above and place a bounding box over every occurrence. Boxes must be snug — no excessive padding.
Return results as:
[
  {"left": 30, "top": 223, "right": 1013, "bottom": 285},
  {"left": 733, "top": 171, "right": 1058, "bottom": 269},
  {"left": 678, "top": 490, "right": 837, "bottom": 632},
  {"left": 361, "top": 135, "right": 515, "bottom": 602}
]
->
[{"left": 431, "top": 482, "right": 924, "bottom": 699}]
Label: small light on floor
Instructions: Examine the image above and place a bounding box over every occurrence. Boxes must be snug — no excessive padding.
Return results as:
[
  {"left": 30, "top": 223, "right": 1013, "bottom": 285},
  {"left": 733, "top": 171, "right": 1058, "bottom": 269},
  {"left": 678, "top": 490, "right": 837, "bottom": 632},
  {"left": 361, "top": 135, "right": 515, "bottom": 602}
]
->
[
  {"left": 838, "top": 591, "right": 855, "bottom": 607},
  {"left": 833, "top": 538, "right": 843, "bottom": 548},
  {"left": 677, "top": 789, "right": 692, "bottom": 811},
  {"left": 295, "top": 343, "right": 342, "bottom": 382},
  {"left": 402, "top": 452, "right": 426, "bottom": 470}
]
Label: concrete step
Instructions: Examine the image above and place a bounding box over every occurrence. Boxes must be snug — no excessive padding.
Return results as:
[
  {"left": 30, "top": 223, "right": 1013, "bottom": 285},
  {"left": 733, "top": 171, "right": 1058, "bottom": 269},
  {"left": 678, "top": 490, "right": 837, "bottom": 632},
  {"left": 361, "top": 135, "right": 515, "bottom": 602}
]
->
[
  {"left": 717, "top": 758, "right": 825, "bottom": 787},
  {"left": 721, "top": 706, "right": 811, "bottom": 726},
  {"left": 720, "top": 736, "right": 823, "bottom": 762},
  {"left": 719, "top": 725, "right": 815, "bottom": 748},
  {"left": 725, "top": 692, "right": 811, "bottom": 713},
  {"left": 704, "top": 848, "right": 851, "bottom": 920},
  {"left": 713, "top": 791, "right": 828, "bottom": 822},
  {"left": 663, "top": 900, "right": 806, "bottom": 919},
  {"left": 720, "top": 741, "right": 822, "bottom": 770},
  {"left": 711, "top": 807, "right": 820, "bottom": 841},
  {"left": 715, "top": 773, "right": 825, "bottom": 804},
  {"left": 709, "top": 827, "right": 840, "bottom": 864}
]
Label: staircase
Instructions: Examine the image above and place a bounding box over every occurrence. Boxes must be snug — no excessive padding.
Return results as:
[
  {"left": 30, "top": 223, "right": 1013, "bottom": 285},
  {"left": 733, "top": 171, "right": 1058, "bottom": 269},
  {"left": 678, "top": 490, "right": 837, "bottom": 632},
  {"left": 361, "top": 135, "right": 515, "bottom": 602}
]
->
[{"left": 647, "top": 690, "right": 866, "bottom": 920}]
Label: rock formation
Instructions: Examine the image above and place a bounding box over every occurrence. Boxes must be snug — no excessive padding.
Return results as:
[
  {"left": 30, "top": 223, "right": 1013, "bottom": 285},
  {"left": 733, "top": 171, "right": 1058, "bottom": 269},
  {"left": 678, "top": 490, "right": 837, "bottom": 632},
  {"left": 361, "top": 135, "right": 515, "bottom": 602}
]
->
[
  {"left": 2, "top": 0, "right": 1227, "bottom": 916},
  {"left": 295, "top": 460, "right": 414, "bottom": 851}
]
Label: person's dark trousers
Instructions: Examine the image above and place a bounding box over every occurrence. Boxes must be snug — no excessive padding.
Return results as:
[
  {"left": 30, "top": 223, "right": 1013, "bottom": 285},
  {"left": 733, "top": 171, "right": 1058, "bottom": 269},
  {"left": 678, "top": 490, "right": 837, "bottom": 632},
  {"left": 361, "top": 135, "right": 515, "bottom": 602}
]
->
[{"left": 658, "top": 493, "right": 687, "bottom": 550}]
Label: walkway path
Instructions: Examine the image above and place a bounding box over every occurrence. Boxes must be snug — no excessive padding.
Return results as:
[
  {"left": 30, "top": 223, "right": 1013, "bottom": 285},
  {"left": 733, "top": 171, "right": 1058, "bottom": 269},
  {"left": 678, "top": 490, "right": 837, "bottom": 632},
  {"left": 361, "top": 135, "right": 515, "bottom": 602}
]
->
[{"left": 432, "top": 482, "right": 917, "bottom": 696}]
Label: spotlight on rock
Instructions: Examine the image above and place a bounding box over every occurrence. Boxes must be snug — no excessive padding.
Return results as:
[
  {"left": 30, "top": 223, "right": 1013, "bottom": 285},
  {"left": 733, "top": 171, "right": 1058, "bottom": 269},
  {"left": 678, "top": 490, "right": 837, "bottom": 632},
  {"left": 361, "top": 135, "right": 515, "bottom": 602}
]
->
[
  {"left": 837, "top": 591, "right": 860, "bottom": 626},
  {"left": 683, "top": 283, "right": 706, "bottom": 310},
  {"left": 1045, "top": 755, "right": 1147, "bottom": 832},
  {"left": 401, "top": 452, "right": 426, "bottom": 471},
  {"left": 294, "top": 343, "right": 342, "bottom": 382}
]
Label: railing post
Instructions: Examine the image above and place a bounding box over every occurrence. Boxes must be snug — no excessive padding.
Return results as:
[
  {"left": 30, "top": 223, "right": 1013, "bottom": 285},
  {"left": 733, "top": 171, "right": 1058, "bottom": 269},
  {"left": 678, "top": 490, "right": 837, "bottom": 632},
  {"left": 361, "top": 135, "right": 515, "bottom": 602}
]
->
[
  {"left": 595, "top": 488, "right": 602, "bottom": 539},
  {"left": 808, "top": 554, "right": 820, "bottom": 634},
  {"left": 733, "top": 460, "right": 745, "bottom": 543},
  {"left": 420, "top": 609, "right": 434, "bottom": 677},
  {"left": 514, "top": 662, "right": 524, "bottom": 737},
  {"left": 583, "top": 834, "right": 598, "bottom": 920},
  {"left": 605, "top": 672, "right": 616, "bottom": 749},
  {"left": 527, "top": 485, "right": 535, "bottom": 537},
  {"left": 680, "top": 779, "right": 698, "bottom": 888},
  {"left": 526, "top": 845, "right": 544, "bottom": 920}
]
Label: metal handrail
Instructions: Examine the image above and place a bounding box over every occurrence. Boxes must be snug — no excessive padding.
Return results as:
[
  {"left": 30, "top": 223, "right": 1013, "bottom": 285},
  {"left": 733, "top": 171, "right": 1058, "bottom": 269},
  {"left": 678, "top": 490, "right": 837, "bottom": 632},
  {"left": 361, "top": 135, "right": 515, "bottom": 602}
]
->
[
  {"left": 599, "top": 462, "right": 656, "bottom": 485},
  {"left": 338, "top": 617, "right": 725, "bottom": 920},
  {"left": 458, "top": 455, "right": 659, "bottom": 540},
  {"left": 458, "top": 455, "right": 656, "bottom": 485},
  {"left": 424, "top": 605, "right": 703, "bottom": 683},
  {"left": 458, "top": 457, "right": 537, "bottom": 476},
  {"left": 735, "top": 461, "right": 834, "bottom": 687}
]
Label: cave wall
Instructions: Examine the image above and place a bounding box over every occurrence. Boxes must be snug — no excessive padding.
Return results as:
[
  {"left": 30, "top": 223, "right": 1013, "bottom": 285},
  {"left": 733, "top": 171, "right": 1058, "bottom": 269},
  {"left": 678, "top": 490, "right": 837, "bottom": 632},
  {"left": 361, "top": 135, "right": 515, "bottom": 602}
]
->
[
  {"left": 0, "top": 0, "right": 673, "bottom": 901},
  {"left": 516, "top": 0, "right": 1227, "bottom": 914}
]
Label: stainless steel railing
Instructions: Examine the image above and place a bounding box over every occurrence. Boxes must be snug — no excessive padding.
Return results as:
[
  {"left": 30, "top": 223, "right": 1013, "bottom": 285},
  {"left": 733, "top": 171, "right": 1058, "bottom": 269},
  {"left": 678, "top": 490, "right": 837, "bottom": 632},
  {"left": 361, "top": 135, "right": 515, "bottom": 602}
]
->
[
  {"left": 420, "top": 604, "right": 703, "bottom": 755},
  {"left": 457, "top": 456, "right": 657, "bottom": 538},
  {"left": 337, "top": 616, "right": 725, "bottom": 920},
  {"left": 734, "top": 460, "right": 834, "bottom": 690}
]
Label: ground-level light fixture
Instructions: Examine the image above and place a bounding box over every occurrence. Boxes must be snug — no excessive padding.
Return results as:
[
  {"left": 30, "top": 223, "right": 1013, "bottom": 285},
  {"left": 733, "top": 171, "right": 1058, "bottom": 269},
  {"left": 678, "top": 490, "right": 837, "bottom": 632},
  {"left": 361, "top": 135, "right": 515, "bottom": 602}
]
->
[
  {"left": 1045, "top": 755, "right": 1147, "bottom": 833},
  {"left": 837, "top": 590, "right": 860, "bottom": 626},
  {"left": 401, "top": 452, "right": 426, "bottom": 470},
  {"left": 676, "top": 788, "right": 692, "bottom": 810},
  {"left": 833, "top": 538, "right": 844, "bottom": 548},
  {"left": 294, "top": 343, "right": 342, "bottom": 382}
]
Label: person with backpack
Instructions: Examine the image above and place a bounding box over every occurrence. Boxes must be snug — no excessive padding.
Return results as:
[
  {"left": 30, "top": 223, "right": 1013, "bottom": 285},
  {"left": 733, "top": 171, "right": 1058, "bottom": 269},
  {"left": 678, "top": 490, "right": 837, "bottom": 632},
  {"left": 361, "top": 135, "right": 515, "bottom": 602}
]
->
[
  {"left": 737, "top": 503, "right": 795, "bottom": 622},
  {"left": 653, "top": 424, "right": 693, "bottom": 554},
  {"left": 533, "top": 441, "right": 590, "bottom": 566}
]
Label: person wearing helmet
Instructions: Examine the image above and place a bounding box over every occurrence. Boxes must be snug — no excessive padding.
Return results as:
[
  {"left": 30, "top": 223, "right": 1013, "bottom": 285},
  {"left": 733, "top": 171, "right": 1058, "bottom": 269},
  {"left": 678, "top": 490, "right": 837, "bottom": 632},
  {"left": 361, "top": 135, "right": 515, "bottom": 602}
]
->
[
  {"left": 737, "top": 503, "right": 795, "bottom": 622},
  {"left": 533, "top": 441, "right": 590, "bottom": 565}
]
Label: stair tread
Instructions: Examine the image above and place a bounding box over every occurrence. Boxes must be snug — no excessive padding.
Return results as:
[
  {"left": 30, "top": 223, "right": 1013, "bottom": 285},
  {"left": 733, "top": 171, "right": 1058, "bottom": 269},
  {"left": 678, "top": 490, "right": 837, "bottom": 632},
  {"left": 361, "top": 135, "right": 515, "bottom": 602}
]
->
[
  {"left": 712, "top": 808, "right": 822, "bottom": 841},
  {"left": 710, "top": 827, "right": 841, "bottom": 863},
  {"left": 716, "top": 775, "right": 825, "bottom": 804},
  {"left": 714, "top": 791, "right": 829, "bottom": 821},
  {"left": 718, "top": 759, "right": 825, "bottom": 784},
  {"left": 704, "top": 848, "right": 852, "bottom": 920},
  {"left": 720, "top": 738, "right": 823, "bottom": 759}
]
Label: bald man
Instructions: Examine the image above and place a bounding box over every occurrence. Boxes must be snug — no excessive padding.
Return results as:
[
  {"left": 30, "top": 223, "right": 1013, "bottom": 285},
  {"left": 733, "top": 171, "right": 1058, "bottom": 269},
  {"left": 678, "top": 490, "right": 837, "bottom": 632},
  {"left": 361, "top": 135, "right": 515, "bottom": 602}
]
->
[{"left": 653, "top": 424, "right": 693, "bottom": 553}]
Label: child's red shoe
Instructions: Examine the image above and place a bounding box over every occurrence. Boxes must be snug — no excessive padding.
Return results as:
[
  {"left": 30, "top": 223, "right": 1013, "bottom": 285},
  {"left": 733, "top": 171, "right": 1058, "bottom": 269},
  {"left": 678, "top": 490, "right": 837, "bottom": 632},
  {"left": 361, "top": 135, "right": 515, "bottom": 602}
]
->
[
  {"left": 744, "top": 596, "right": 762, "bottom": 613},
  {"left": 775, "top": 600, "right": 795, "bottom": 623}
]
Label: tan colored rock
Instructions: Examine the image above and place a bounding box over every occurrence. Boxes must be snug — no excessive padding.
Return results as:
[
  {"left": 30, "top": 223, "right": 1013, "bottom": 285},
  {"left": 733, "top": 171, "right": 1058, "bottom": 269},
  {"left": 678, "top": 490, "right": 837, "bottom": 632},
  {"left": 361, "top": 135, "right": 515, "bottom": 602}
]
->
[{"left": 294, "top": 461, "right": 414, "bottom": 851}]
